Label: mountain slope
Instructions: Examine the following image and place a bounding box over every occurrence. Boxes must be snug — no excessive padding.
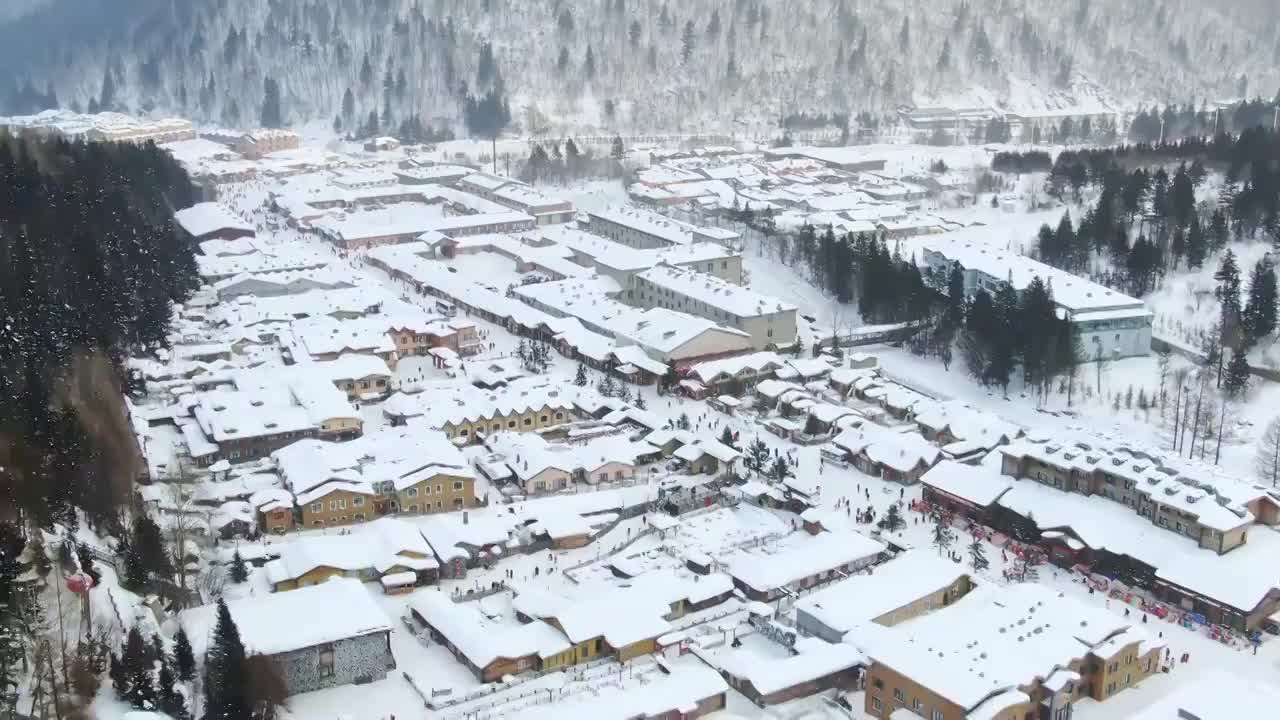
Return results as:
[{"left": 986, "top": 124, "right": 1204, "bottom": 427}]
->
[{"left": 1, "top": 0, "right": 1277, "bottom": 136}]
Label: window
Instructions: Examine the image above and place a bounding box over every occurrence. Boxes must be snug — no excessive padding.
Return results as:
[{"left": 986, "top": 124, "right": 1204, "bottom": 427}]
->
[
  {"left": 353, "top": 497, "right": 364, "bottom": 507},
  {"left": 912, "top": 699, "right": 922, "bottom": 711},
  {"left": 871, "top": 697, "right": 882, "bottom": 713},
  {"left": 598, "top": 472, "right": 608, "bottom": 482},
  {"left": 615, "top": 471, "right": 624, "bottom": 480},
  {"left": 524, "top": 418, "right": 532, "bottom": 426},
  {"left": 329, "top": 500, "right": 339, "bottom": 511},
  {"left": 435, "top": 484, "right": 443, "bottom": 493},
  {"left": 871, "top": 678, "right": 884, "bottom": 690},
  {"left": 318, "top": 644, "right": 335, "bottom": 678},
  {"left": 508, "top": 420, "right": 517, "bottom": 428},
  {"left": 932, "top": 711, "right": 944, "bottom": 720},
  {"left": 407, "top": 487, "right": 419, "bottom": 497},
  {"left": 893, "top": 688, "right": 904, "bottom": 702},
  {"left": 453, "top": 481, "right": 464, "bottom": 491},
  {"left": 408, "top": 504, "right": 419, "bottom": 513},
  {"left": 354, "top": 513, "right": 366, "bottom": 521},
  {"left": 435, "top": 501, "right": 443, "bottom": 509},
  {"left": 554, "top": 412, "right": 564, "bottom": 420},
  {"left": 540, "top": 415, "right": 548, "bottom": 423},
  {"left": 311, "top": 502, "right": 323, "bottom": 513}
]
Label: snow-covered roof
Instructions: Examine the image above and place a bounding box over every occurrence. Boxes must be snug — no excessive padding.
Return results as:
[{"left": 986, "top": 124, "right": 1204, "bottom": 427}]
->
[
  {"left": 175, "top": 202, "right": 255, "bottom": 238},
  {"left": 180, "top": 578, "right": 391, "bottom": 657},
  {"left": 850, "top": 583, "right": 1161, "bottom": 712},
  {"left": 719, "top": 529, "right": 885, "bottom": 594},
  {"left": 920, "top": 240, "right": 1147, "bottom": 314},
  {"left": 263, "top": 518, "right": 435, "bottom": 584},
  {"left": 507, "top": 663, "right": 728, "bottom": 720},
  {"left": 688, "top": 351, "right": 785, "bottom": 383},
  {"left": 720, "top": 639, "right": 864, "bottom": 696},
  {"left": 636, "top": 263, "right": 796, "bottom": 318},
  {"left": 795, "top": 550, "right": 969, "bottom": 634},
  {"left": 408, "top": 591, "right": 572, "bottom": 667},
  {"left": 999, "top": 434, "right": 1262, "bottom": 532},
  {"left": 485, "top": 431, "right": 653, "bottom": 482},
  {"left": 920, "top": 460, "right": 1013, "bottom": 508}
]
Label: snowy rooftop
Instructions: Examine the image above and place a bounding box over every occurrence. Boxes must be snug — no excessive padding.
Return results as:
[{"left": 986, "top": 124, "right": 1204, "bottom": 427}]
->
[
  {"left": 920, "top": 240, "right": 1146, "bottom": 314},
  {"left": 687, "top": 351, "right": 785, "bottom": 383},
  {"left": 851, "top": 583, "right": 1161, "bottom": 712},
  {"left": 795, "top": 550, "right": 970, "bottom": 634},
  {"left": 719, "top": 639, "right": 864, "bottom": 696},
  {"left": 636, "top": 264, "right": 797, "bottom": 317},
  {"left": 920, "top": 460, "right": 1014, "bottom": 508},
  {"left": 588, "top": 207, "right": 702, "bottom": 246},
  {"left": 175, "top": 202, "right": 254, "bottom": 238},
  {"left": 263, "top": 517, "right": 437, "bottom": 584},
  {"left": 484, "top": 431, "right": 655, "bottom": 482},
  {"left": 507, "top": 663, "right": 728, "bottom": 720},
  {"left": 999, "top": 433, "right": 1267, "bottom": 532},
  {"left": 408, "top": 591, "right": 571, "bottom": 667},
  {"left": 180, "top": 578, "right": 391, "bottom": 657},
  {"left": 719, "top": 529, "right": 885, "bottom": 594},
  {"left": 273, "top": 424, "right": 473, "bottom": 495}
]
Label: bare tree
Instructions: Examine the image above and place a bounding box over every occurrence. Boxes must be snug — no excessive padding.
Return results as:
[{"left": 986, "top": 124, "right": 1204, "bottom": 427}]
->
[{"left": 1257, "top": 416, "right": 1280, "bottom": 486}]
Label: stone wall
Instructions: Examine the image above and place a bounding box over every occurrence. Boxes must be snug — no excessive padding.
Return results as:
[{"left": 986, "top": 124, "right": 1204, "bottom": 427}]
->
[{"left": 272, "top": 631, "right": 394, "bottom": 696}]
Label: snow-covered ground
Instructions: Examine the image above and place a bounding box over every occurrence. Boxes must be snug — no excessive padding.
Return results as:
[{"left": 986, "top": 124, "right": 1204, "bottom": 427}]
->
[{"left": 72, "top": 134, "right": 1280, "bottom": 720}]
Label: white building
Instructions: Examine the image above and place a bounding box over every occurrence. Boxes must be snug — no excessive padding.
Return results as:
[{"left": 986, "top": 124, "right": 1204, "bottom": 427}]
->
[
  {"left": 921, "top": 242, "right": 1152, "bottom": 358},
  {"left": 633, "top": 264, "right": 798, "bottom": 350}
]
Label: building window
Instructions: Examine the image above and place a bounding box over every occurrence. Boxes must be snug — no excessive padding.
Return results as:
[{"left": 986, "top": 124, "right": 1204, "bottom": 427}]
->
[
  {"left": 353, "top": 497, "right": 364, "bottom": 507},
  {"left": 435, "top": 484, "right": 443, "bottom": 493},
  {"left": 893, "top": 688, "right": 904, "bottom": 703},
  {"left": 318, "top": 644, "right": 335, "bottom": 677},
  {"left": 408, "top": 504, "right": 419, "bottom": 513},
  {"left": 453, "top": 481, "right": 464, "bottom": 491},
  {"left": 508, "top": 420, "right": 516, "bottom": 428},
  {"left": 598, "top": 472, "right": 608, "bottom": 482},
  {"left": 933, "top": 711, "right": 943, "bottom": 720},
  {"left": 407, "top": 487, "right": 419, "bottom": 497},
  {"left": 871, "top": 696, "right": 882, "bottom": 713},
  {"left": 354, "top": 513, "right": 366, "bottom": 521},
  {"left": 311, "top": 502, "right": 323, "bottom": 513},
  {"left": 524, "top": 418, "right": 532, "bottom": 426}
]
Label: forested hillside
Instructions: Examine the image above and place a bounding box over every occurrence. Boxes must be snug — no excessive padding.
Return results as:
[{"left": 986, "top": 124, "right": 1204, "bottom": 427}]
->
[
  {"left": 0, "top": 134, "right": 199, "bottom": 532},
  {"left": 1, "top": 0, "right": 1277, "bottom": 137}
]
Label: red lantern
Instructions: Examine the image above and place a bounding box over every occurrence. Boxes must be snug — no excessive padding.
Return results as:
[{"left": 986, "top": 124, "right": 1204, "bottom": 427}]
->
[{"left": 66, "top": 572, "right": 94, "bottom": 594}]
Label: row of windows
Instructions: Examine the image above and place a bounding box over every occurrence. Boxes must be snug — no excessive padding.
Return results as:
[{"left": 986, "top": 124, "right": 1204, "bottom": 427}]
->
[
  {"left": 405, "top": 481, "right": 466, "bottom": 497},
  {"left": 868, "top": 690, "right": 944, "bottom": 720},
  {"left": 311, "top": 513, "right": 367, "bottom": 526},
  {"left": 452, "top": 412, "right": 566, "bottom": 437},
  {"left": 310, "top": 496, "right": 368, "bottom": 513}
]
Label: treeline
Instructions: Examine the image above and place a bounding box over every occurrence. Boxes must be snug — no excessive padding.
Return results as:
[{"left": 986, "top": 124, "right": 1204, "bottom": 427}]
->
[
  {"left": 521, "top": 136, "right": 625, "bottom": 183},
  {"left": 761, "top": 220, "right": 1090, "bottom": 400},
  {"left": 0, "top": 133, "right": 199, "bottom": 532},
  {"left": 787, "top": 225, "right": 933, "bottom": 324},
  {"left": 1030, "top": 129, "right": 1280, "bottom": 301},
  {"left": 1128, "top": 97, "right": 1280, "bottom": 144}
]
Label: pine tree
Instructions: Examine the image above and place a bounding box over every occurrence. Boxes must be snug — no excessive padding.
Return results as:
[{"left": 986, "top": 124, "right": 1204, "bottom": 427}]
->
[
  {"left": 931, "top": 514, "right": 955, "bottom": 556},
  {"left": 877, "top": 503, "right": 905, "bottom": 532},
  {"left": 610, "top": 135, "right": 625, "bottom": 160},
  {"left": 968, "top": 539, "right": 989, "bottom": 572},
  {"left": 744, "top": 439, "right": 770, "bottom": 475},
  {"left": 719, "top": 426, "right": 737, "bottom": 449},
  {"left": 768, "top": 456, "right": 792, "bottom": 482},
  {"left": 229, "top": 550, "right": 248, "bottom": 584},
  {"left": 1243, "top": 258, "right": 1278, "bottom": 345},
  {"left": 633, "top": 393, "right": 646, "bottom": 410},
  {"left": 1256, "top": 416, "right": 1280, "bottom": 486},
  {"left": 157, "top": 662, "right": 189, "bottom": 719},
  {"left": 583, "top": 47, "right": 597, "bottom": 80},
  {"left": 204, "top": 599, "right": 252, "bottom": 720},
  {"left": 681, "top": 21, "right": 696, "bottom": 63},
  {"left": 574, "top": 363, "right": 588, "bottom": 387},
  {"left": 260, "top": 77, "right": 283, "bottom": 128},
  {"left": 173, "top": 627, "right": 196, "bottom": 683},
  {"left": 1224, "top": 349, "right": 1250, "bottom": 398},
  {"left": 109, "top": 651, "right": 128, "bottom": 699},
  {"left": 1185, "top": 217, "right": 1206, "bottom": 269},
  {"left": 122, "top": 626, "right": 156, "bottom": 709},
  {"left": 675, "top": 412, "right": 691, "bottom": 431}
]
